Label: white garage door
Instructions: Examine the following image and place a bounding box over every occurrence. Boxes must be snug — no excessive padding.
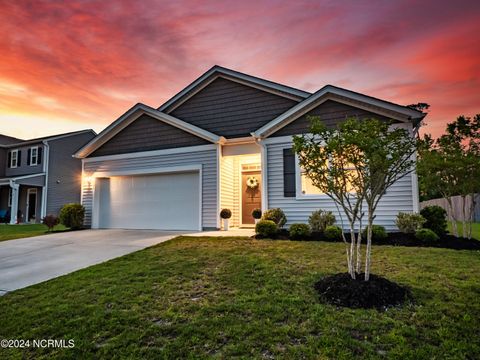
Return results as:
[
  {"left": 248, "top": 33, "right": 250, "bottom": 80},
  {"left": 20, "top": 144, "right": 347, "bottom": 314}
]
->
[{"left": 96, "top": 171, "right": 200, "bottom": 230}]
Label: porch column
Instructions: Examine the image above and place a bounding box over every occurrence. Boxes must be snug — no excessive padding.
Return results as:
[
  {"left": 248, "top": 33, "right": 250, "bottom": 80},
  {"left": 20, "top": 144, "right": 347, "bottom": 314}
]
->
[{"left": 9, "top": 181, "right": 19, "bottom": 224}]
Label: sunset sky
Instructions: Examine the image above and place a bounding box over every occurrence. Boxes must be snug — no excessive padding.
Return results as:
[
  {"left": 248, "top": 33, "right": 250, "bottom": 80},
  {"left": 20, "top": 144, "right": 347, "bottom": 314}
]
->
[{"left": 0, "top": 0, "right": 478, "bottom": 140}]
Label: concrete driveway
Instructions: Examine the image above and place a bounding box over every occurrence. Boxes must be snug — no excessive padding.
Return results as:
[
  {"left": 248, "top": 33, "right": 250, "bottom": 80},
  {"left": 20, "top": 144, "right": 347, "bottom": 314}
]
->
[{"left": 0, "top": 229, "right": 184, "bottom": 295}]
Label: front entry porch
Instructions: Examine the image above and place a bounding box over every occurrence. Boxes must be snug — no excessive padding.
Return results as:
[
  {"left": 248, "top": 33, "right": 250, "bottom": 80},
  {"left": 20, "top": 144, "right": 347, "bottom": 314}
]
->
[
  {"left": 220, "top": 146, "right": 262, "bottom": 228},
  {"left": 0, "top": 175, "right": 45, "bottom": 224}
]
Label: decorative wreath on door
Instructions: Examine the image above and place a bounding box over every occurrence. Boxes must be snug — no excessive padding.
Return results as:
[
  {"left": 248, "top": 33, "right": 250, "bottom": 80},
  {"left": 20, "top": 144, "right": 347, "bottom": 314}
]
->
[{"left": 246, "top": 176, "right": 259, "bottom": 189}]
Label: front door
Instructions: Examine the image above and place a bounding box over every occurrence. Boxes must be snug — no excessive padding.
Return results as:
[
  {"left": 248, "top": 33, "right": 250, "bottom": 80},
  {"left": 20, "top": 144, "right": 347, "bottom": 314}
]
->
[
  {"left": 27, "top": 188, "right": 37, "bottom": 222},
  {"left": 241, "top": 171, "right": 261, "bottom": 225}
]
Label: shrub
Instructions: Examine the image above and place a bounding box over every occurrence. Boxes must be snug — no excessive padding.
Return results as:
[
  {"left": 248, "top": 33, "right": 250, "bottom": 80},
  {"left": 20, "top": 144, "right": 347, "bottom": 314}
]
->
[
  {"left": 262, "top": 208, "right": 287, "bottom": 228},
  {"left": 59, "top": 203, "right": 85, "bottom": 229},
  {"left": 289, "top": 223, "right": 311, "bottom": 240},
  {"left": 308, "top": 209, "right": 336, "bottom": 232},
  {"left": 415, "top": 228, "right": 439, "bottom": 242},
  {"left": 420, "top": 205, "right": 447, "bottom": 236},
  {"left": 42, "top": 214, "right": 59, "bottom": 232},
  {"left": 324, "top": 225, "right": 342, "bottom": 241},
  {"left": 251, "top": 208, "right": 262, "bottom": 219},
  {"left": 362, "top": 225, "right": 387, "bottom": 241},
  {"left": 395, "top": 212, "right": 426, "bottom": 234},
  {"left": 255, "top": 220, "right": 278, "bottom": 238},
  {"left": 220, "top": 209, "right": 232, "bottom": 219}
]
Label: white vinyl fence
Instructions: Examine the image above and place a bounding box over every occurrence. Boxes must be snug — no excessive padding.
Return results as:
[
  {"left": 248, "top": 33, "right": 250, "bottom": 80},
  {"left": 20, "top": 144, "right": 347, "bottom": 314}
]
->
[{"left": 420, "top": 194, "right": 480, "bottom": 222}]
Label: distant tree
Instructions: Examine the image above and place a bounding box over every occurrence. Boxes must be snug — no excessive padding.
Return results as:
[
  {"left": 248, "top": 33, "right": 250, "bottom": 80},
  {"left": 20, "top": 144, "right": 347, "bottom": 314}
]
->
[
  {"left": 407, "top": 103, "right": 430, "bottom": 112},
  {"left": 418, "top": 115, "right": 480, "bottom": 238},
  {"left": 294, "top": 117, "right": 417, "bottom": 281}
]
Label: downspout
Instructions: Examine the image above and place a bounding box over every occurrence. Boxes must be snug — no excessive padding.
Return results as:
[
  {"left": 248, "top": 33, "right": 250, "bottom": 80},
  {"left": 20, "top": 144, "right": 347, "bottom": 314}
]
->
[
  {"left": 252, "top": 134, "right": 268, "bottom": 212},
  {"left": 41, "top": 140, "right": 50, "bottom": 218}
]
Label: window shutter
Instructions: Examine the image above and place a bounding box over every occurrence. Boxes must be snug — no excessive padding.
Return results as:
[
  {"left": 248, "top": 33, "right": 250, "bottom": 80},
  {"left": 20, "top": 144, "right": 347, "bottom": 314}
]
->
[
  {"left": 283, "top": 148, "right": 296, "bottom": 197},
  {"left": 17, "top": 150, "right": 21, "bottom": 166},
  {"left": 27, "top": 148, "right": 31, "bottom": 166},
  {"left": 38, "top": 147, "right": 42, "bottom": 165},
  {"left": 7, "top": 151, "right": 11, "bottom": 168}
]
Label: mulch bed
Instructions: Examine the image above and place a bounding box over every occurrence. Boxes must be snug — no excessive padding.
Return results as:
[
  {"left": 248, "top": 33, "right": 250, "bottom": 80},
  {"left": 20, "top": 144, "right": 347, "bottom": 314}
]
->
[
  {"left": 314, "top": 272, "right": 411, "bottom": 310},
  {"left": 254, "top": 229, "right": 480, "bottom": 251}
]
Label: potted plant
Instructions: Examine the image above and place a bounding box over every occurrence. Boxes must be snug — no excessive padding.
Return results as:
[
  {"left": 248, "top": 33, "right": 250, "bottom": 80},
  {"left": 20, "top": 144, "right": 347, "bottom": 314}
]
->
[
  {"left": 252, "top": 208, "right": 262, "bottom": 224},
  {"left": 220, "top": 209, "right": 232, "bottom": 231}
]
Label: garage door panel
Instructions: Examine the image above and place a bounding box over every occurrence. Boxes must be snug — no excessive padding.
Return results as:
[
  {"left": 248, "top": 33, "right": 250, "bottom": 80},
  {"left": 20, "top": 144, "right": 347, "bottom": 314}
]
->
[{"left": 98, "top": 171, "right": 200, "bottom": 230}]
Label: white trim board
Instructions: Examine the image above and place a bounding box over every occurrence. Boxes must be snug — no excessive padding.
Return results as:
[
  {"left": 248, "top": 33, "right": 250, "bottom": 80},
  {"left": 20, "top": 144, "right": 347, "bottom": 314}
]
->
[
  {"left": 82, "top": 144, "right": 216, "bottom": 163},
  {"left": 91, "top": 164, "right": 202, "bottom": 178}
]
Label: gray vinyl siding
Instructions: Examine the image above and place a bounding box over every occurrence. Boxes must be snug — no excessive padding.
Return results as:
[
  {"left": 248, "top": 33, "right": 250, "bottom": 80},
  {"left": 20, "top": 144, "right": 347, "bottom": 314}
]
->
[
  {"left": 266, "top": 141, "right": 414, "bottom": 231},
  {"left": 170, "top": 77, "right": 298, "bottom": 138},
  {"left": 5, "top": 143, "right": 44, "bottom": 177},
  {"left": 46, "top": 132, "right": 96, "bottom": 215},
  {"left": 272, "top": 100, "right": 393, "bottom": 137},
  {"left": 82, "top": 148, "right": 218, "bottom": 229},
  {"left": 0, "top": 148, "right": 5, "bottom": 177},
  {"left": 90, "top": 114, "right": 211, "bottom": 157}
]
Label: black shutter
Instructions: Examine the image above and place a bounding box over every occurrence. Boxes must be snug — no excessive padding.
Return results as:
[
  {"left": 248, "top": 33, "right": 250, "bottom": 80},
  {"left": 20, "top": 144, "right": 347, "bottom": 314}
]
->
[
  {"left": 17, "top": 150, "right": 21, "bottom": 166},
  {"left": 7, "top": 151, "right": 11, "bottom": 168},
  {"left": 37, "top": 147, "right": 42, "bottom": 165},
  {"left": 27, "top": 148, "right": 31, "bottom": 166},
  {"left": 283, "top": 148, "right": 296, "bottom": 197}
]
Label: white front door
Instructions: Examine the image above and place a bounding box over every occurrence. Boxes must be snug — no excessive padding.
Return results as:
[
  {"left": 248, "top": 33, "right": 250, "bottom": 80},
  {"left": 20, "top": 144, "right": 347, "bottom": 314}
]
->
[{"left": 96, "top": 171, "right": 200, "bottom": 230}]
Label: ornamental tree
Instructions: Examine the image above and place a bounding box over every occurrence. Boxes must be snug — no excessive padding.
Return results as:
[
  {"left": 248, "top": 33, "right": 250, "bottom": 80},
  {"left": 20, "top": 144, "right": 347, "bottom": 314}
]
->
[{"left": 293, "top": 117, "right": 418, "bottom": 281}]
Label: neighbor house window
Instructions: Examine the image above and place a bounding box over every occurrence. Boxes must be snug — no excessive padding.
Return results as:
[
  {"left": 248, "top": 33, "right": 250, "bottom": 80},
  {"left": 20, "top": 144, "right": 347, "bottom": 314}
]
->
[
  {"left": 9, "top": 149, "right": 18, "bottom": 168},
  {"left": 30, "top": 146, "right": 38, "bottom": 166}
]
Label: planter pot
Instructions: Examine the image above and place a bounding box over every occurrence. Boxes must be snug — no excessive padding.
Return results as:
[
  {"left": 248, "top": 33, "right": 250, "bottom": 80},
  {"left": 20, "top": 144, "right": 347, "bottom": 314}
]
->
[
  {"left": 254, "top": 218, "right": 260, "bottom": 225},
  {"left": 223, "top": 219, "right": 229, "bottom": 231}
]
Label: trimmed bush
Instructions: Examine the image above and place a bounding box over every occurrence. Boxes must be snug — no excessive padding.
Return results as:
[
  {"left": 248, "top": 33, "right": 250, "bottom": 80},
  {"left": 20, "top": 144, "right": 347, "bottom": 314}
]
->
[
  {"left": 255, "top": 220, "right": 278, "bottom": 238},
  {"left": 42, "top": 214, "right": 59, "bottom": 232},
  {"left": 252, "top": 208, "right": 262, "bottom": 220},
  {"left": 420, "top": 205, "right": 447, "bottom": 236},
  {"left": 220, "top": 209, "right": 232, "bottom": 219},
  {"left": 262, "top": 208, "right": 287, "bottom": 228},
  {"left": 395, "top": 212, "right": 426, "bottom": 234},
  {"left": 59, "top": 203, "right": 85, "bottom": 230},
  {"left": 362, "top": 225, "right": 387, "bottom": 241},
  {"left": 289, "top": 223, "right": 311, "bottom": 240},
  {"left": 415, "top": 228, "right": 439, "bottom": 242},
  {"left": 308, "top": 210, "right": 336, "bottom": 232},
  {"left": 324, "top": 225, "right": 342, "bottom": 241}
]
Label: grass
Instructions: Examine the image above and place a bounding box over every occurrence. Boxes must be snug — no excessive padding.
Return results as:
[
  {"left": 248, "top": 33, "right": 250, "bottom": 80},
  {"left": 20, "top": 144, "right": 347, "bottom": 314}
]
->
[
  {"left": 448, "top": 221, "right": 480, "bottom": 240},
  {"left": 0, "top": 224, "right": 67, "bottom": 242},
  {"left": 1, "top": 236, "right": 479, "bottom": 359}
]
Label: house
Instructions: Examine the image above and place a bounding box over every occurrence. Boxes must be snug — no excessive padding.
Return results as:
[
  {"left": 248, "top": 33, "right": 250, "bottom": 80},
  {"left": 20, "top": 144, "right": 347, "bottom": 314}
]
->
[
  {"left": 75, "top": 66, "right": 426, "bottom": 231},
  {"left": 0, "top": 130, "right": 96, "bottom": 224}
]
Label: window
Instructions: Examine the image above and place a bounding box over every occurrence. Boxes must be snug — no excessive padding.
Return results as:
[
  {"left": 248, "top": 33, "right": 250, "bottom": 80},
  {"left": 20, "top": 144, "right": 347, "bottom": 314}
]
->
[
  {"left": 9, "top": 149, "right": 18, "bottom": 168},
  {"left": 295, "top": 154, "right": 357, "bottom": 198},
  {"left": 30, "top": 146, "right": 38, "bottom": 166}
]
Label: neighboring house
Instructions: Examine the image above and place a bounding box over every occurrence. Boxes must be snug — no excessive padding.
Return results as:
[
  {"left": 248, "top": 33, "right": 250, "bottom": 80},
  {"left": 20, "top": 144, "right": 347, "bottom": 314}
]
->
[
  {"left": 75, "top": 66, "right": 426, "bottom": 231},
  {"left": 0, "top": 130, "right": 96, "bottom": 224}
]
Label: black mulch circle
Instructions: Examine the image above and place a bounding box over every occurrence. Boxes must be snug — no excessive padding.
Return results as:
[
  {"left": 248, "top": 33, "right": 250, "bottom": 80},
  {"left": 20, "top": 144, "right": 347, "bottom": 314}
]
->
[{"left": 314, "top": 273, "right": 412, "bottom": 310}]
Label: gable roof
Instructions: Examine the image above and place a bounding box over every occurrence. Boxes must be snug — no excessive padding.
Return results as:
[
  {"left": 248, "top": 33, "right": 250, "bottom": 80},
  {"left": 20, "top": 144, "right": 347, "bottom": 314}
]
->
[
  {"left": 253, "top": 85, "right": 426, "bottom": 138},
  {"left": 0, "top": 134, "right": 24, "bottom": 145},
  {"left": 0, "top": 129, "right": 96, "bottom": 148},
  {"left": 74, "top": 103, "right": 221, "bottom": 158},
  {"left": 158, "top": 65, "right": 311, "bottom": 113}
]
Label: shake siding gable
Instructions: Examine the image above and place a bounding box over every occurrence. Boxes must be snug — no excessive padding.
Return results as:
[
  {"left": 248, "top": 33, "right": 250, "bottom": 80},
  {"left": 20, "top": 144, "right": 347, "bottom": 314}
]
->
[
  {"left": 170, "top": 77, "right": 298, "bottom": 138},
  {"left": 271, "top": 100, "right": 393, "bottom": 137},
  {"left": 90, "top": 114, "right": 211, "bottom": 157}
]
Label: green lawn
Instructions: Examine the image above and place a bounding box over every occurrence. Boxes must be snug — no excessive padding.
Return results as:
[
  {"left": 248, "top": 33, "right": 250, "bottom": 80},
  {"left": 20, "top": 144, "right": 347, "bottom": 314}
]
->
[
  {"left": 0, "top": 224, "right": 67, "bottom": 242},
  {"left": 448, "top": 222, "right": 480, "bottom": 240},
  {"left": 1, "top": 237, "right": 479, "bottom": 359}
]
